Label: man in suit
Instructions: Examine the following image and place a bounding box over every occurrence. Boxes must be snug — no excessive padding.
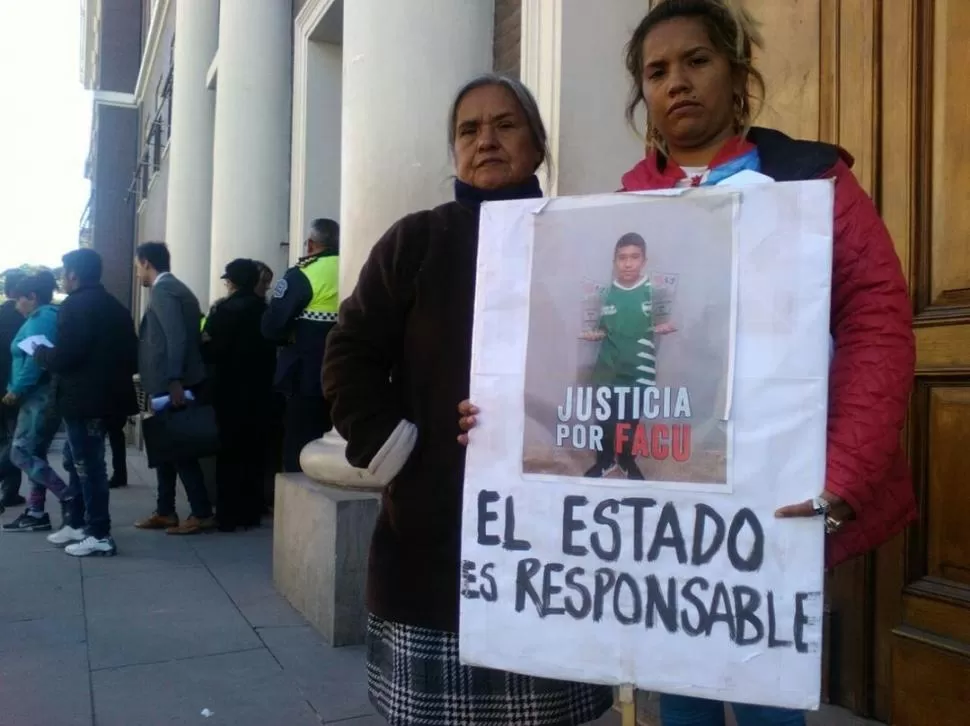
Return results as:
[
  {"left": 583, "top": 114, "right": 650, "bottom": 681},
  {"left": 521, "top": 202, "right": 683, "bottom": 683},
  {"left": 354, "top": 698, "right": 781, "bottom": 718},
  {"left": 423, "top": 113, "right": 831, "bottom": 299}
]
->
[
  {"left": 0, "top": 269, "right": 26, "bottom": 509},
  {"left": 132, "top": 242, "right": 215, "bottom": 535}
]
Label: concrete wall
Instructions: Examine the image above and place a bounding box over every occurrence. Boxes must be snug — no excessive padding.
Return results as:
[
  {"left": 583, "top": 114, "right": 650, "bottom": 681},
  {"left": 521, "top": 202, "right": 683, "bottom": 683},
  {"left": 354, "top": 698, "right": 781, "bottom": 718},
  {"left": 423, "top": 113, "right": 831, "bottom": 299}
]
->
[
  {"left": 91, "top": 105, "right": 139, "bottom": 309},
  {"left": 86, "top": 0, "right": 142, "bottom": 310},
  {"left": 99, "top": 0, "right": 143, "bottom": 92},
  {"left": 493, "top": 0, "right": 521, "bottom": 78}
]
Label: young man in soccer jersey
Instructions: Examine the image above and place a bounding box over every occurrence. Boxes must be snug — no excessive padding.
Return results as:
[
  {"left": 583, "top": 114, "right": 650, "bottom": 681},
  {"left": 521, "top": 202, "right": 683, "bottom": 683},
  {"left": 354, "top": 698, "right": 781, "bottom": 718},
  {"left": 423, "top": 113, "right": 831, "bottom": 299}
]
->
[{"left": 580, "top": 232, "right": 675, "bottom": 479}]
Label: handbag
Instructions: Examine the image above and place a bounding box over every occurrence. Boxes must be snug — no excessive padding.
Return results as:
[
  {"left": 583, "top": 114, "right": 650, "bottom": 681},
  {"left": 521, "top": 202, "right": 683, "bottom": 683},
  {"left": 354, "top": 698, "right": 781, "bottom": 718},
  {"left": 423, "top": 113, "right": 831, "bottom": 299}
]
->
[{"left": 142, "top": 403, "right": 220, "bottom": 468}]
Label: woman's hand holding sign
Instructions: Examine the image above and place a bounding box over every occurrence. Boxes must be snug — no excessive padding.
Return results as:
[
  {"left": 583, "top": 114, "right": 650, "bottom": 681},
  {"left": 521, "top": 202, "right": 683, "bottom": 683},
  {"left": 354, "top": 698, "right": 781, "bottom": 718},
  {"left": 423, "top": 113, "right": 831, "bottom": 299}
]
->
[
  {"left": 458, "top": 400, "right": 479, "bottom": 446},
  {"left": 775, "top": 491, "right": 854, "bottom": 534}
]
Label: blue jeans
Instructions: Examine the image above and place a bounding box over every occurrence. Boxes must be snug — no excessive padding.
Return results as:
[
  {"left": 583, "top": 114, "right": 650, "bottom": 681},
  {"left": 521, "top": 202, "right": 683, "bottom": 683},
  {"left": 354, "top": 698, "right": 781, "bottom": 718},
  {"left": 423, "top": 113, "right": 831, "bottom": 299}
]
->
[
  {"left": 10, "top": 387, "right": 70, "bottom": 513},
  {"left": 62, "top": 418, "right": 111, "bottom": 539},
  {"left": 660, "top": 694, "right": 806, "bottom": 726}
]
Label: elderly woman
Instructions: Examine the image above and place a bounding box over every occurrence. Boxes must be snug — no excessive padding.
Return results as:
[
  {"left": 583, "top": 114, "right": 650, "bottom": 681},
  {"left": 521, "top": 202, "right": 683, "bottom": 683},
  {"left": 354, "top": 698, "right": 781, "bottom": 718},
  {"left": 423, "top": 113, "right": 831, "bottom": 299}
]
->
[
  {"left": 323, "top": 76, "right": 614, "bottom": 726},
  {"left": 460, "top": 1, "right": 916, "bottom": 724}
]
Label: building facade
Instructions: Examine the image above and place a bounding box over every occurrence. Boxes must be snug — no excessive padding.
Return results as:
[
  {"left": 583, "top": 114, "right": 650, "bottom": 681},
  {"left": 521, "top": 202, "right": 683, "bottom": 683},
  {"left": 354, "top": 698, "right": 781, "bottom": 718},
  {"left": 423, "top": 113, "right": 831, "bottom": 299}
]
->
[
  {"left": 100, "top": 1, "right": 968, "bottom": 723},
  {"left": 79, "top": 0, "right": 143, "bottom": 308}
]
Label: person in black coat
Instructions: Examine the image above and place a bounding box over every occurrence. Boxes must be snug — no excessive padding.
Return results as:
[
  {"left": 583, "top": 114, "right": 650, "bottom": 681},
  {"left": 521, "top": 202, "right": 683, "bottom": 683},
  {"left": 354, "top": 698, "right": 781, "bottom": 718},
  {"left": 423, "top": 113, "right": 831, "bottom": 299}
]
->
[
  {"left": 0, "top": 269, "right": 26, "bottom": 508},
  {"left": 202, "top": 259, "right": 276, "bottom": 531},
  {"left": 34, "top": 249, "right": 138, "bottom": 556}
]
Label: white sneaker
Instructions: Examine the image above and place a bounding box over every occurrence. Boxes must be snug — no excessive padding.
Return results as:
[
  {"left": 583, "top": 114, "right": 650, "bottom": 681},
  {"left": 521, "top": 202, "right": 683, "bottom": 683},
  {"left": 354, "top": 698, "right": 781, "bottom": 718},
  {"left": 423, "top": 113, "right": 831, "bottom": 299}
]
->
[
  {"left": 64, "top": 536, "right": 117, "bottom": 558},
  {"left": 47, "top": 526, "right": 87, "bottom": 546}
]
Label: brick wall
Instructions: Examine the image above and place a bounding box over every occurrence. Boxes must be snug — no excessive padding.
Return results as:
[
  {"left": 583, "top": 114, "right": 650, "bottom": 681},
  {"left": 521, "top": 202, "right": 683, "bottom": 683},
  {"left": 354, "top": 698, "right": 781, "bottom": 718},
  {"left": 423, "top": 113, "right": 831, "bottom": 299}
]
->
[{"left": 493, "top": 0, "right": 521, "bottom": 78}]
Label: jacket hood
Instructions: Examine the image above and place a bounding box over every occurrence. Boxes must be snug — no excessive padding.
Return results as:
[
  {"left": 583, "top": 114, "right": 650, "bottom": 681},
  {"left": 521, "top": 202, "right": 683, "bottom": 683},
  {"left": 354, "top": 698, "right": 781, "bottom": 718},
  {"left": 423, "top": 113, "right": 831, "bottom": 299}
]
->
[
  {"left": 23, "top": 304, "right": 58, "bottom": 327},
  {"left": 620, "top": 127, "right": 855, "bottom": 191}
]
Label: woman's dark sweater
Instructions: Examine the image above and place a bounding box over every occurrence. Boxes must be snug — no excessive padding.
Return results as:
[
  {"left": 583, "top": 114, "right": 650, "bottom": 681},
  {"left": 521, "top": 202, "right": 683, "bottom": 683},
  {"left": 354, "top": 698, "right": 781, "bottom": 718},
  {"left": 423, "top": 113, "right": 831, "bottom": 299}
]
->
[{"left": 322, "top": 178, "right": 542, "bottom": 632}]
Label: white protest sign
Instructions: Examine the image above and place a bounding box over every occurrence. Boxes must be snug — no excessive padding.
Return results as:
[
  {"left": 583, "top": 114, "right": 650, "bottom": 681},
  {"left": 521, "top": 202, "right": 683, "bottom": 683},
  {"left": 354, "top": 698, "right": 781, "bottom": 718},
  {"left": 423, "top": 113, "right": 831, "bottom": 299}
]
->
[{"left": 459, "top": 181, "right": 833, "bottom": 711}]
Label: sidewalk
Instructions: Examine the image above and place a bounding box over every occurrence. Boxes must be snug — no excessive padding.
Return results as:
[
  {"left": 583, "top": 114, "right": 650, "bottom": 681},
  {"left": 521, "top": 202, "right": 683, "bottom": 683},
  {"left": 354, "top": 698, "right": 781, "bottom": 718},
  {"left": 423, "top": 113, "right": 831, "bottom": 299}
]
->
[{"left": 0, "top": 446, "right": 381, "bottom": 726}]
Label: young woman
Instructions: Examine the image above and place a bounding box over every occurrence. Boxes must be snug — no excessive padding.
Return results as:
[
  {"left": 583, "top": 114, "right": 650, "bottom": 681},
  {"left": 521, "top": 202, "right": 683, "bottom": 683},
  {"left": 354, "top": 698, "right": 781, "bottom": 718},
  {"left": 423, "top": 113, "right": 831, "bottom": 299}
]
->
[{"left": 460, "top": 2, "right": 916, "bottom": 723}]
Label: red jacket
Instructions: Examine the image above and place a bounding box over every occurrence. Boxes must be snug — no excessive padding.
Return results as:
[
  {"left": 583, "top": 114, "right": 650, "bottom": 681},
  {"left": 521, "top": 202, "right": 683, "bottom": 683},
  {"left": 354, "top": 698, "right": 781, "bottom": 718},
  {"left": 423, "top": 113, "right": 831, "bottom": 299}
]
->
[{"left": 620, "top": 127, "right": 917, "bottom": 568}]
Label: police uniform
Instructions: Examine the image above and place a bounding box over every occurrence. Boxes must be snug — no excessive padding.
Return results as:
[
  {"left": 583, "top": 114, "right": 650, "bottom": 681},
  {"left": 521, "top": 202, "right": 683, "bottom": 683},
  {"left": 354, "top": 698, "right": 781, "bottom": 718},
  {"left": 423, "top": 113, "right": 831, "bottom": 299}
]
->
[{"left": 261, "top": 249, "right": 338, "bottom": 472}]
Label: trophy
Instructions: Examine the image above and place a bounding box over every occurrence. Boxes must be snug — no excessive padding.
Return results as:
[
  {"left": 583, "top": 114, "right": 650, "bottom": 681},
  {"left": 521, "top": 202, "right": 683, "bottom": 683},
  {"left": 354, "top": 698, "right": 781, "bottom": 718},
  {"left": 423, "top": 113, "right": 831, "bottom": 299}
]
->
[
  {"left": 580, "top": 278, "right": 606, "bottom": 334},
  {"left": 650, "top": 272, "right": 679, "bottom": 326}
]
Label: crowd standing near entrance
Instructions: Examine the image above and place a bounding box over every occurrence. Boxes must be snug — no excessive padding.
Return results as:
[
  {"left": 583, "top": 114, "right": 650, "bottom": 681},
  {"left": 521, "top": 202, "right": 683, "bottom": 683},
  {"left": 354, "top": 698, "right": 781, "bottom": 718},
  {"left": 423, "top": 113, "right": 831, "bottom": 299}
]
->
[{"left": 0, "top": 230, "right": 340, "bottom": 554}]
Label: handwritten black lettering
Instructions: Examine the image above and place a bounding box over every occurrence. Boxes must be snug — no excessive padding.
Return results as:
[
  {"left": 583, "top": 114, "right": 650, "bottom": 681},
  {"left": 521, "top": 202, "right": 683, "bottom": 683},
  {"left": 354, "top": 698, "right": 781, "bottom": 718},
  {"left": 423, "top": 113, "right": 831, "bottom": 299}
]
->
[
  {"left": 620, "top": 497, "right": 657, "bottom": 561},
  {"left": 726, "top": 508, "right": 764, "bottom": 572},
  {"left": 691, "top": 504, "right": 726, "bottom": 566},
  {"left": 477, "top": 490, "right": 501, "bottom": 547},
  {"left": 562, "top": 495, "right": 588, "bottom": 557},
  {"left": 590, "top": 499, "right": 621, "bottom": 562},
  {"left": 647, "top": 502, "right": 689, "bottom": 564},
  {"left": 503, "top": 496, "right": 532, "bottom": 551},
  {"left": 766, "top": 591, "right": 792, "bottom": 648}
]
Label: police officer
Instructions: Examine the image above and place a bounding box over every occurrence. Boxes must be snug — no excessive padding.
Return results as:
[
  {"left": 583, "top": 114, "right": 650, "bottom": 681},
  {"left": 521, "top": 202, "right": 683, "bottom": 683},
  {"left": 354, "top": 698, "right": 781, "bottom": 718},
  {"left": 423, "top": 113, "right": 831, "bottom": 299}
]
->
[{"left": 261, "top": 218, "right": 339, "bottom": 472}]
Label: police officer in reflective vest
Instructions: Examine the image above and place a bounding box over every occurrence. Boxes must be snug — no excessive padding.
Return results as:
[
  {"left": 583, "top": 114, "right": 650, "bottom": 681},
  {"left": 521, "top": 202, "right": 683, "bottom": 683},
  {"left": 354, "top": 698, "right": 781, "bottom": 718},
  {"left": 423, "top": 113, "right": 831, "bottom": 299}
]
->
[{"left": 261, "top": 218, "right": 339, "bottom": 472}]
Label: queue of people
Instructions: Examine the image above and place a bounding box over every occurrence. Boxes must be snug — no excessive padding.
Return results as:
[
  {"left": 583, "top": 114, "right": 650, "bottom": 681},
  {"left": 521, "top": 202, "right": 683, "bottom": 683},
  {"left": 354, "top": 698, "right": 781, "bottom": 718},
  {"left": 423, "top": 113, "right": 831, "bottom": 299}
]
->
[
  {"left": 131, "top": 224, "right": 340, "bottom": 535},
  {"left": 0, "top": 251, "right": 138, "bottom": 556},
  {"left": 0, "top": 215, "right": 341, "bottom": 551},
  {"left": 322, "top": 1, "right": 915, "bottom": 725}
]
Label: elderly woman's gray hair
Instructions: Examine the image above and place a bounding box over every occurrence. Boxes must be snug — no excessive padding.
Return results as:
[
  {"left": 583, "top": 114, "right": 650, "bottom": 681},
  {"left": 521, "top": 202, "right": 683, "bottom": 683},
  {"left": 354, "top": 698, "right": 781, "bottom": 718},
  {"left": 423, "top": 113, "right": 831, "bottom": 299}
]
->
[{"left": 447, "top": 74, "right": 551, "bottom": 171}]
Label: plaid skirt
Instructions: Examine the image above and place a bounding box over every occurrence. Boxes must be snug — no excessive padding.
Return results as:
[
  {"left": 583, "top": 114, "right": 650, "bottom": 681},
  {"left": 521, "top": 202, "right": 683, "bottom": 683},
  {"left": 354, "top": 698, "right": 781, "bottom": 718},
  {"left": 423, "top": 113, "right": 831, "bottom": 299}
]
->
[{"left": 366, "top": 614, "right": 614, "bottom": 726}]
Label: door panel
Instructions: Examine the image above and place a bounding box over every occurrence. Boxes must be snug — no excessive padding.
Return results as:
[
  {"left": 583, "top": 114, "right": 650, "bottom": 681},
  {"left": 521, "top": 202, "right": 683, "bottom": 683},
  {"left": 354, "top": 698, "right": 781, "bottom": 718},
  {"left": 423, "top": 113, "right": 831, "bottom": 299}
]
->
[
  {"left": 636, "top": 1, "right": 969, "bottom": 721},
  {"left": 882, "top": 0, "right": 970, "bottom": 724},
  {"left": 750, "top": 0, "right": 970, "bottom": 722},
  {"left": 926, "top": 389, "right": 970, "bottom": 586}
]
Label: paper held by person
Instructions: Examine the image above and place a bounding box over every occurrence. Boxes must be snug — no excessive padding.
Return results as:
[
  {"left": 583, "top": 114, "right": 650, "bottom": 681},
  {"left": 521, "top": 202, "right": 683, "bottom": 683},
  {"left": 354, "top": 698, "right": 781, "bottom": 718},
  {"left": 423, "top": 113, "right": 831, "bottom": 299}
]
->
[{"left": 17, "top": 335, "right": 53, "bottom": 357}]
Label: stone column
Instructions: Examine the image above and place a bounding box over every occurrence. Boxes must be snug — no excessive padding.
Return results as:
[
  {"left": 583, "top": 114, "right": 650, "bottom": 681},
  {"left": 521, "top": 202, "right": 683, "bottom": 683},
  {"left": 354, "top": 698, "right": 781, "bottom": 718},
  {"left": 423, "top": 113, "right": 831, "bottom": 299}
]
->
[
  {"left": 209, "top": 0, "right": 292, "bottom": 304},
  {"left": 164, "top": 0, "right": 219, "bottom": 303},
  {"left": 521, "top": 0, "right": 648, "bottom": 196},
  {"left": 338, "top": 0, "right": 495, "bottom": 297}
]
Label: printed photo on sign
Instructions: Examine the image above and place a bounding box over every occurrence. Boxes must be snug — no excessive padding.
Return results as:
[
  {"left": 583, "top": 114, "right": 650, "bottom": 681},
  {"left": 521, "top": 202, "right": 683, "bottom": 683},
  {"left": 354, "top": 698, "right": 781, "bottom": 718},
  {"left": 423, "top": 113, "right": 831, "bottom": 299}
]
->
[{"left": 521, "top": 195, "right": 738, "bottom": 489}]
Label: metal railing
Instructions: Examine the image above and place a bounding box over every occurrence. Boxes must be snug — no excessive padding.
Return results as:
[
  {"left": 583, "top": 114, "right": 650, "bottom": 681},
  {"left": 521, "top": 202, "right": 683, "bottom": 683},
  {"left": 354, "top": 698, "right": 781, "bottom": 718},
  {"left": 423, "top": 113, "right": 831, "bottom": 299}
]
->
[
  {"left": 78, "top": 195, "right": 93, "bottom": 248},
  {"left": 127, "top": 62, "right": 173, "bottom": 206}
]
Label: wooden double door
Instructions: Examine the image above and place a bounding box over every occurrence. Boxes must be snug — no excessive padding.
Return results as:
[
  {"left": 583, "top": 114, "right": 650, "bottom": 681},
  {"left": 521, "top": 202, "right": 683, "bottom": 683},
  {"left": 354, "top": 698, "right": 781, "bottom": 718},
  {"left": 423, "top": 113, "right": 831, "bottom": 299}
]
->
[{"left": 746, "top": 0, "right": 970, "bottom": 722}]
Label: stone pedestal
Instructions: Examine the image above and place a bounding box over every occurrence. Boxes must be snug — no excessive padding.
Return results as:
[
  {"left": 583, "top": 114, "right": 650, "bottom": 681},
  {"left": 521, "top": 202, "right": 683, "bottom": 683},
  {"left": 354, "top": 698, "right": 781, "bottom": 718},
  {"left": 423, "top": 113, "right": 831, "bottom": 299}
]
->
[{"left": 272, "top": 435, "right": 380, "bottom": 646}]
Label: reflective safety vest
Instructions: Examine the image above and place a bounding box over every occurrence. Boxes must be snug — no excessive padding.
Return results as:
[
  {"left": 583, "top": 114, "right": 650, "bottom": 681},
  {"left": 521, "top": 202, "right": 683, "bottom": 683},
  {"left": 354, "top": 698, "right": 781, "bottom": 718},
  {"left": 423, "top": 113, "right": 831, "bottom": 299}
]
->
[{"left": 297, "top": 254, "right": 339, "bottom": 323}]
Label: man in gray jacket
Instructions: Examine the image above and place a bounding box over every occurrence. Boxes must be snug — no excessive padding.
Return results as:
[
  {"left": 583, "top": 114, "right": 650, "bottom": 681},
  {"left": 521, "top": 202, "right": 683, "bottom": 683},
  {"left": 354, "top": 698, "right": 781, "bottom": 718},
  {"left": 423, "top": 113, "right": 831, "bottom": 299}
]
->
[{"left": 133, "top": 242, "right": 215, "bottom": 535}]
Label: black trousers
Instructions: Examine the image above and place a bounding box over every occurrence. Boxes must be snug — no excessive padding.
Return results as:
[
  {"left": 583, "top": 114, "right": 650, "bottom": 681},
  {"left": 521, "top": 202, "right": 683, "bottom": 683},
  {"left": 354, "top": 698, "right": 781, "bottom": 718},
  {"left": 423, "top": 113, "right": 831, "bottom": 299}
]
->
[
  {"left": 282, "top": 395, "right": 331, "bottom": 473},
  {"left": 215, "top": 413, "right": 266, "bottom": 528},
  {"left": 152, "top": 383, "right": 213, "bottom": 519},
  {"left": 0, "top": 404, "right": 22, "bottom": 504},
  {"left": 593, "top": 408, "right": 641, "bottom": 470}
]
